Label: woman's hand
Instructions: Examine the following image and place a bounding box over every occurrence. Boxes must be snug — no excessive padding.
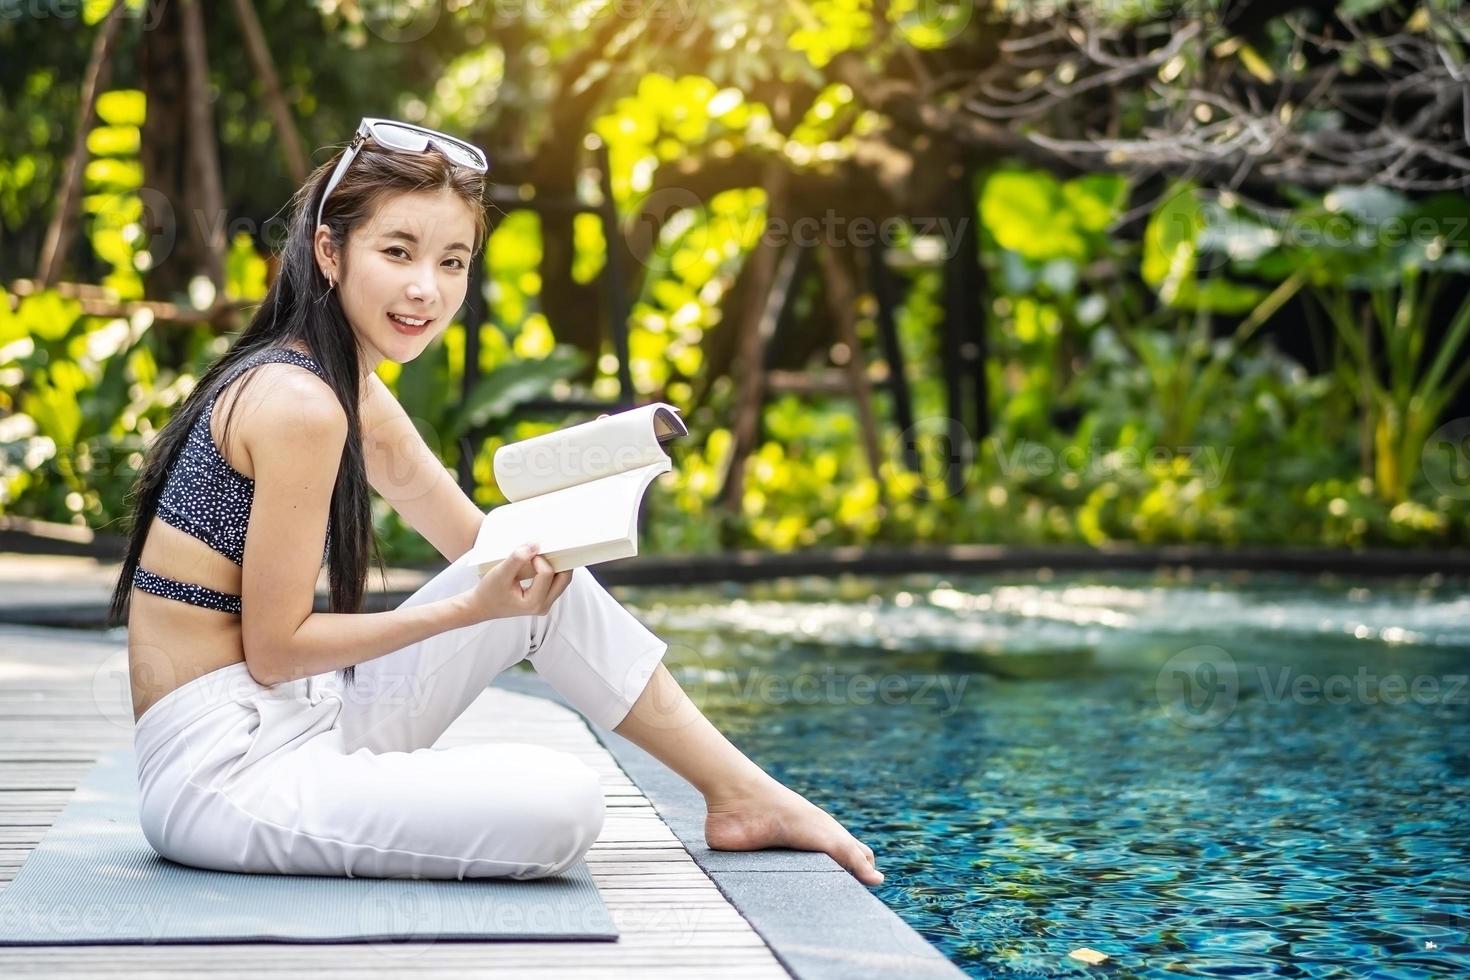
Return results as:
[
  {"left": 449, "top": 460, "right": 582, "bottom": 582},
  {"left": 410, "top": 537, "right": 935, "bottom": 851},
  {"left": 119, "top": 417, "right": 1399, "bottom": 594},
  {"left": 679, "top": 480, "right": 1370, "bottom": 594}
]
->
[{"left": 455, "top": 544, "right": 573, "bottom": 625}]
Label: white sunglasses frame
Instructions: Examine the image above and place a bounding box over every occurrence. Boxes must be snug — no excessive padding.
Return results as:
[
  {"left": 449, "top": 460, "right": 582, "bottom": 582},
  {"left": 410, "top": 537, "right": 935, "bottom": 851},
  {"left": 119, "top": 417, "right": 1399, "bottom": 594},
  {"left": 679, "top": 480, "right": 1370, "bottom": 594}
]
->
[{"left": 314, "top": 117, "right": 489, "bottom": 230}]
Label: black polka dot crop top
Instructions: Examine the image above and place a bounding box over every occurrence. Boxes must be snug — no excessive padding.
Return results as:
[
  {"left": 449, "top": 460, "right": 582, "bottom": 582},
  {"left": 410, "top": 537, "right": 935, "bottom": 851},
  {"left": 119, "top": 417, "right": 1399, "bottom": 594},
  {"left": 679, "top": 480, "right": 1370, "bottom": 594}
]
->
[{"left": 131, "top": 347, "right": 335, "bottom": 615}]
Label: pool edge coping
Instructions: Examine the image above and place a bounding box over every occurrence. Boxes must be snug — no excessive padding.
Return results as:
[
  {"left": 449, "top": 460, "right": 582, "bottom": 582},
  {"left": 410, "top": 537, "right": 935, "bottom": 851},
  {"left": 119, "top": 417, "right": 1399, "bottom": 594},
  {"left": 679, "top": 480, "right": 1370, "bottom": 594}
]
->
[{"left": 493, "top": 670, "right": 967, "bottom": 980}]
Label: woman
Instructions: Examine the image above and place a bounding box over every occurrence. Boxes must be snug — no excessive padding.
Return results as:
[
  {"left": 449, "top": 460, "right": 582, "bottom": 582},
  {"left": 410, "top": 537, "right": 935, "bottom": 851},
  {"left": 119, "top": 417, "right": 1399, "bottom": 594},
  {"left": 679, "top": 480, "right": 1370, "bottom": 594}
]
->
[{"left": 108, "top": 118, "right": 882, "bottom": 885}]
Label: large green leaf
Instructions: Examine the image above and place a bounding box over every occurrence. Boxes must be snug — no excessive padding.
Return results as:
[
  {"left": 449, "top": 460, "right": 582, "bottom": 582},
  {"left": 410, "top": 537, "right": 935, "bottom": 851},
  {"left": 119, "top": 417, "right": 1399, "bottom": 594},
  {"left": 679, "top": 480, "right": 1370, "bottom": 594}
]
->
[
  {"left": 1062, "top": 174, "right": 1128, "bottom": 233},
  {"left": 20, "top": 360, "right": 87, "bottom": 450},
  {"left": 451, "top": 346, "right": 588, "bottom": 434},
  {"left": 17, "top": 291, "right": 82, "bottom": 342},
  {"left": 0, "top": 295, "right": 24, "bottom": 348},
  {"left": 79, "top": 334, "right": 134, "bottom": 441},
  {"left": 981, "top": 170, "right": 1087, "bottom": 262}
]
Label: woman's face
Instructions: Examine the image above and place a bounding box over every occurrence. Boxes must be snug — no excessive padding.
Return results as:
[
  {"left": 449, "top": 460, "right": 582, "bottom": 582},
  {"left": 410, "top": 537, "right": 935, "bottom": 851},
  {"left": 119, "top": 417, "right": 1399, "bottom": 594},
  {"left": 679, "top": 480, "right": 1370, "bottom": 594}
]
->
[{"left": 319, "top": 188, "right": 477, "bottom": 368}]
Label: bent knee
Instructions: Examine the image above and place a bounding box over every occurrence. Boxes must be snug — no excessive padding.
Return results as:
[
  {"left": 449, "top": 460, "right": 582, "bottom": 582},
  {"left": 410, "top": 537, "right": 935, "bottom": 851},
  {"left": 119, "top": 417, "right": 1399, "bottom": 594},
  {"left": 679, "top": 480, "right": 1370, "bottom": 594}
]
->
[{"left": 517, "top": 756, "right": 605, "bottom": 878}]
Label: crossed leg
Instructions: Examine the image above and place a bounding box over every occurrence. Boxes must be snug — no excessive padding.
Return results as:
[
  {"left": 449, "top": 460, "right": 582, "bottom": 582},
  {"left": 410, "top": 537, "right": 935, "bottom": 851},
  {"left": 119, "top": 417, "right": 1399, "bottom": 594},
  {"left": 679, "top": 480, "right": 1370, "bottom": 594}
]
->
[
  {"left": 178, "top": 559, "right": 668, "bottom": 879},
  {"left": 320, "top": 559, "right": 668, "bottom": 755},
  {"left": 299, "top": 555, "right": 881, "bottom": 885}
]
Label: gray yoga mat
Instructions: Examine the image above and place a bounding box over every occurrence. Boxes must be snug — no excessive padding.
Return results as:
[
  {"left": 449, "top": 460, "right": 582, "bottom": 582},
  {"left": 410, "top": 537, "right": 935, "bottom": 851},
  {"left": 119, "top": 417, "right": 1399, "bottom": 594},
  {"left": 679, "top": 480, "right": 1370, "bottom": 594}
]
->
[{"left": 0, "top": 748, "right": 617, "bottom": 945}]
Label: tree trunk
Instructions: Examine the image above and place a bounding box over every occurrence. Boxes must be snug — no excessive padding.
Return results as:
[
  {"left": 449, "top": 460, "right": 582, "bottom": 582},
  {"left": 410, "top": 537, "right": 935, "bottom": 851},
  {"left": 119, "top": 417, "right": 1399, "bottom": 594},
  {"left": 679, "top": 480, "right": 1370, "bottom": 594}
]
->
[{"left": 139, "top": 0, "right": 196, "bottom": 306}]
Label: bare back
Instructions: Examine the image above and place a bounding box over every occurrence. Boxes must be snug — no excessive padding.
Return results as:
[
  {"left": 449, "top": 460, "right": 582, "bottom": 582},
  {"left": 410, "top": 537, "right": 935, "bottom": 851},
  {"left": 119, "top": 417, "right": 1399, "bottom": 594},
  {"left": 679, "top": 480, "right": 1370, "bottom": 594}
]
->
[{"left": 128, "top": 348, "right": 340, "bottom": 722}]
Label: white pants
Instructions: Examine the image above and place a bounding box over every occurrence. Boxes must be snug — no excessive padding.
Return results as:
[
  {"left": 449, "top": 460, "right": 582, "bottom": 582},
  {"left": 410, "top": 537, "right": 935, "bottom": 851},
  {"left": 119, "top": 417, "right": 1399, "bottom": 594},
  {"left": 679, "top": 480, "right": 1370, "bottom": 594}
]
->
[{"left": 132, "top": 560, "right": 668, "bottom": 880}]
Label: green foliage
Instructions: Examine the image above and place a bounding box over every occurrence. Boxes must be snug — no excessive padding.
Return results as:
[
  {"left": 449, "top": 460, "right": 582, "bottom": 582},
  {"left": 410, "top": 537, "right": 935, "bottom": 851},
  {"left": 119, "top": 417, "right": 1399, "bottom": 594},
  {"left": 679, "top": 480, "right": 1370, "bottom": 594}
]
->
[
  {"left": 981, "top": 170, "right": 1124, "bottom": 264},
  {"left": 0, "top": 292, "right": 193, "bottom": 529},
  {"left": 2, "top": 4, "right": 1467, "bottom": 560},
  {"left": 1142, "top": 183, "right": 1264, "bottom": 314},
  {"left": 1201, "top": 187, "right": 1470, "bottom": 505},
  {"left": 82, "top": 88, "right": 147, "bottom": 301}
]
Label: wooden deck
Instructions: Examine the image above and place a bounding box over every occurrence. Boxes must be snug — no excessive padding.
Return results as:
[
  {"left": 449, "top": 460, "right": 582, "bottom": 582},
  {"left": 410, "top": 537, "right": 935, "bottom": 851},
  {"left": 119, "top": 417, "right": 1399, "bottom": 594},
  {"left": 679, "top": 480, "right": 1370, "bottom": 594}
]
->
[{"left": 0, "top": 625, "right": 791, "bottom": 977}]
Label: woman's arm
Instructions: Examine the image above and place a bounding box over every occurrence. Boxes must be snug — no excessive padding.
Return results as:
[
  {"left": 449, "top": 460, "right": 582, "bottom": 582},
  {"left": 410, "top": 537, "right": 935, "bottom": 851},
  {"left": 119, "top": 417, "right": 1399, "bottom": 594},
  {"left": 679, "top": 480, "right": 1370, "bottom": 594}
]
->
[
  {"left": 238, "top": 370, "right": 480, "bottom": 687},
  {"left": 360, "top": 371, "right": 483, "bottom": 564}
]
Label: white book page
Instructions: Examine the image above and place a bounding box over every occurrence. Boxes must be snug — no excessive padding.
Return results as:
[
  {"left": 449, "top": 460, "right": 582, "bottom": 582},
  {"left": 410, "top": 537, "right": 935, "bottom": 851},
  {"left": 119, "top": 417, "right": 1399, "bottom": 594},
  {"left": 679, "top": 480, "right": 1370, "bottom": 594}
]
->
[
  {"left": 462, "top": 458, "right": 671, "bottom": 573},
  {"left": 492, "top": 402, "right": 685, "bottom": 502}
]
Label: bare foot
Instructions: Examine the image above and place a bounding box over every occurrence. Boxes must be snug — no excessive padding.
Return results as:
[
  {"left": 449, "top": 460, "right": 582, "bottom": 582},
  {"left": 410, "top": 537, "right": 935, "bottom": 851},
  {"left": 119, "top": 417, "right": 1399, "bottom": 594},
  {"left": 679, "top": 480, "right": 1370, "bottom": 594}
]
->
[{"left": 704, "top": 774, "right": 884, "bottom": 886}]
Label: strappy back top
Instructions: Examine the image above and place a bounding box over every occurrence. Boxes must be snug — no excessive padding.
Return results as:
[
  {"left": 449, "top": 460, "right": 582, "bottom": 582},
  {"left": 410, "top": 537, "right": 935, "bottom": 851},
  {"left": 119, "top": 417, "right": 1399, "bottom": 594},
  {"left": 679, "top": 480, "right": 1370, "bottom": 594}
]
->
[{"left": 131, "top": 347, "right": 335, "bottom": 614}]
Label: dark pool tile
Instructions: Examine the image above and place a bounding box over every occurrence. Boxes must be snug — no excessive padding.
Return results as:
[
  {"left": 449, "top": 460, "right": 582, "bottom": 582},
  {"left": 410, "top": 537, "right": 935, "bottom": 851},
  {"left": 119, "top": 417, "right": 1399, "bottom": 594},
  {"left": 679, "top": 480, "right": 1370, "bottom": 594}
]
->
[{"left": 714, "top": 869, "right": 966, "bottom": 979}]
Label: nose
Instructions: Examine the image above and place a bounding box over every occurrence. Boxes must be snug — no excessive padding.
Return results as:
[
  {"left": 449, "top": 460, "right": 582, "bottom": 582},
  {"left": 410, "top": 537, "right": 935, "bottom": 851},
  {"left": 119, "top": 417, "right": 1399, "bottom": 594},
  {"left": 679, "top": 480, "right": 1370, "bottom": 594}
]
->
[{"left": 405, "top": 261, "right": 438, "bottom": 306}]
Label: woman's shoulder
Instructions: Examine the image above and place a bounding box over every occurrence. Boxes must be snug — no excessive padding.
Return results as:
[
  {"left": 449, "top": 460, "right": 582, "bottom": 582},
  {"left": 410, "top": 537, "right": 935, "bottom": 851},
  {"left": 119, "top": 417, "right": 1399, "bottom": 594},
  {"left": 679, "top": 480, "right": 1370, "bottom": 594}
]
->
[{"left": 231, "top": 360, "right": 348, "bottom": 458}]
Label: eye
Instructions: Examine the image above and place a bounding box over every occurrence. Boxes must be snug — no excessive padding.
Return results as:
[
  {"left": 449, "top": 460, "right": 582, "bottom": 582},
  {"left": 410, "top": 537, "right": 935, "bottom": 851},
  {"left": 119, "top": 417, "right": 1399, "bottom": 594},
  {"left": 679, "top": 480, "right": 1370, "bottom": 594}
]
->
[
  {"left": 385, "top": 245, "right": 410, "bottom": 259},
  {"left": 443, "top": 257, "right": 466, "bottom": 271}
]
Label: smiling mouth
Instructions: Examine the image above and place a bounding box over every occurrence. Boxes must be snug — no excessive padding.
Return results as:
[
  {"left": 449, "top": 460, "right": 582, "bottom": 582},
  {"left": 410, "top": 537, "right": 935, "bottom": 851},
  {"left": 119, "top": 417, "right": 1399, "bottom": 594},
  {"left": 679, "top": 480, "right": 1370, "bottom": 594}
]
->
[{"left": 387, "top": 312, "right": 433, "bottom": 330}]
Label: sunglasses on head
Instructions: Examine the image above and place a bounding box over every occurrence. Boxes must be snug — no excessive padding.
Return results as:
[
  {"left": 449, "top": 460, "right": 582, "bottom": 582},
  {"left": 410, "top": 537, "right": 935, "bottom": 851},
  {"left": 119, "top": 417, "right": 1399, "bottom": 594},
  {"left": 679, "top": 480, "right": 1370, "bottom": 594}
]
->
[{"left": 315, "top": 117, "right": 490, "bottom": 229}]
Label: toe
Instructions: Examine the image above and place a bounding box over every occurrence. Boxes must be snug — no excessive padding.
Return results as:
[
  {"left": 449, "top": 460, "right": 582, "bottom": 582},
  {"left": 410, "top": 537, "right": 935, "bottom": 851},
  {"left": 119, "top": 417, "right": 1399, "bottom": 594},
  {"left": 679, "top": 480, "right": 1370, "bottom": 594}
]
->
[{"left": 841, "top": 842, "right": 883, "bottom": 884}]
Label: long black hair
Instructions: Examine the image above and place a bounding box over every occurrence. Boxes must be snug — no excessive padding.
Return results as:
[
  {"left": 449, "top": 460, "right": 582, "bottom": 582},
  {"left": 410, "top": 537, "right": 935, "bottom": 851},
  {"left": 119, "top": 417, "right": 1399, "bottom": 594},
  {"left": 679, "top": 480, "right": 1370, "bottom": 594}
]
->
[{"left": 108, "top": 136, "right": 489, "bottom": 687}]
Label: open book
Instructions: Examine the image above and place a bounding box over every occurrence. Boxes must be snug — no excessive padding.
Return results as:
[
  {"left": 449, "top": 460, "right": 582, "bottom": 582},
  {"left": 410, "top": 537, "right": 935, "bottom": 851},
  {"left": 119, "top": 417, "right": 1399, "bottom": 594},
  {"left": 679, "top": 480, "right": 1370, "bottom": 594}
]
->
[{"left": 457, "top": 402, "right": 688, "bottom": 576}]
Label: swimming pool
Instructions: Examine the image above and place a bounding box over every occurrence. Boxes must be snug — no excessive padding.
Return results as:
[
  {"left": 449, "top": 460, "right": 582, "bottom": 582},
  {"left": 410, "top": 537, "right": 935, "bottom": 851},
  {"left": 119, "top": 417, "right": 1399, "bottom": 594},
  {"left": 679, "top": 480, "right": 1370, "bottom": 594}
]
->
[{"left": 620, "top": 570, "right": 1470, "bottom": 977}]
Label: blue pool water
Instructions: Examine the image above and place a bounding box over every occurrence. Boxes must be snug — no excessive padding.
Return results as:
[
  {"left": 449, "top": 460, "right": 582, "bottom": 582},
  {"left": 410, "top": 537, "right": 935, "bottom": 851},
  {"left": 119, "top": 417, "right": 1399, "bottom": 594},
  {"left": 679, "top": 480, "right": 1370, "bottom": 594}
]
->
[{"left": 620, "top": 570, "right": 1470, "bottom": 978}]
